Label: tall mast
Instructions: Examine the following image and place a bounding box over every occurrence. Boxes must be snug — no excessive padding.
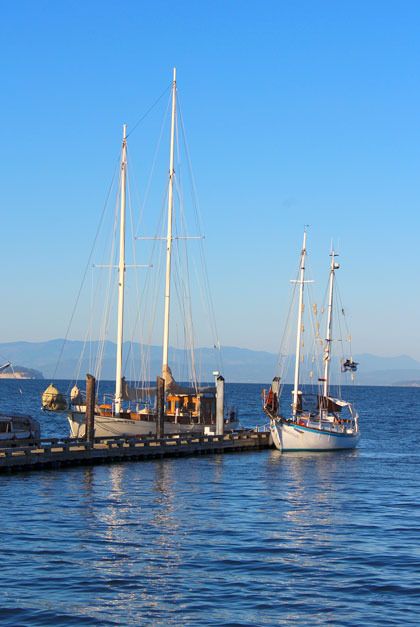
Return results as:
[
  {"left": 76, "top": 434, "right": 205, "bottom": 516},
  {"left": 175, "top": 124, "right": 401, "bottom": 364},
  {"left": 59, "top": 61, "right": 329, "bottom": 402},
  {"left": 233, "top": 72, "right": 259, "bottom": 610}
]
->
[
  {"left": 323, "top": 251, "right": 339, "bottom": 398},
  {"left": 292, "top": 230, "right": 307, "bottom": 417},
  {"left": 115, "top": 124, "right": 127, "bottom": 415},
  {"left": 162, "top": 67, "right": 177, "bottom": 377}
]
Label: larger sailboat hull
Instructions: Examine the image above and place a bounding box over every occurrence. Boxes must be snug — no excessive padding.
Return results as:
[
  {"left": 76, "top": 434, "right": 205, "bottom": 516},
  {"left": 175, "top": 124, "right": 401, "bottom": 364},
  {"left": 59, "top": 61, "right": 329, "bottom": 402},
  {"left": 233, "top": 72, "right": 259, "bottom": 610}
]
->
[
  {"left": 67, "top": 412, "right": 231, "bottom": 438},
  {"left": 271, "top": 420, "right": 360, "bottom": 452}
]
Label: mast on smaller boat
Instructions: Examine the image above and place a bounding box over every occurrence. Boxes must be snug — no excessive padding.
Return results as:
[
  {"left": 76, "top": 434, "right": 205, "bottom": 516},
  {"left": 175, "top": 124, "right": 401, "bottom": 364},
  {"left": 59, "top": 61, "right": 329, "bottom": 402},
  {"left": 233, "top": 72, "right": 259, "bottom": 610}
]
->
[
  {"left": 162, "top": 67, "right": 177, "bottom": 382},
  {"left": 292, "top": 230, "right": 307, "bottom": 417},
  {"left": 115, "top": 124, "right": 128, "bottom": 416},
  {"left": 322, "top": 250, "right": 339, "bottom": 399}
]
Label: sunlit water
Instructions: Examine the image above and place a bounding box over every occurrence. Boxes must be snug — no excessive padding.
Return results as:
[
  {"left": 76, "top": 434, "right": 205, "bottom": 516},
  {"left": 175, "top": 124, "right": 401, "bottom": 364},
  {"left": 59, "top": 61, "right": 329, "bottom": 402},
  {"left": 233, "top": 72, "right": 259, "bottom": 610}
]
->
[{"left": 0, "top": 381, "right": 419, "bottom": 625}]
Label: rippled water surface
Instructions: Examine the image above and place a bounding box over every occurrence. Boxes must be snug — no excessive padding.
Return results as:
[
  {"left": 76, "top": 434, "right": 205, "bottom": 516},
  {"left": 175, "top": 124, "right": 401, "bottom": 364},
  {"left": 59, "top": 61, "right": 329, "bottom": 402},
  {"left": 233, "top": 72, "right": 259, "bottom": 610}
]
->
[{"left": 0, "top": 381, "right": 419, "bottom": 625}]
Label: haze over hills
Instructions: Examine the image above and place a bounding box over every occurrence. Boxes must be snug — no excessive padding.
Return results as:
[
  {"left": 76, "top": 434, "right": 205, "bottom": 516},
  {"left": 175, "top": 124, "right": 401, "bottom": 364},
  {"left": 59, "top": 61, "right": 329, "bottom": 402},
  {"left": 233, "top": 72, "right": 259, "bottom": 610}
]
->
[{"left": 1, "top": 340, "right": 420, "bottom": 386}]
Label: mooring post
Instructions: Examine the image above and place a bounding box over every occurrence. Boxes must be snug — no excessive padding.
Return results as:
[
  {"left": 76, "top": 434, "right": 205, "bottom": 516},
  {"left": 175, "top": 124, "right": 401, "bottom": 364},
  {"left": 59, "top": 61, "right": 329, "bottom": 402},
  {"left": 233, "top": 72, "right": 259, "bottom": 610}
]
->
[
  {"left": 156, "top": 376, "right": 165, "bottom": 438},
  {"left": 85, "top": 373, "right": 96, "bottom": 443},
  {"left": 216, "top": 375, "right": 225, "bottom": 436}
]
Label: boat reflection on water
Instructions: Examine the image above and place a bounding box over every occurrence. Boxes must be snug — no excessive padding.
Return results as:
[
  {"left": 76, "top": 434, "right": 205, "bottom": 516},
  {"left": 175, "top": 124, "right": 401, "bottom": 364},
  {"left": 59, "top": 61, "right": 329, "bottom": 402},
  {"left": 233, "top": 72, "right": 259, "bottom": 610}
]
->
[{"left": 264, "top": 448, "right": 359, "bottom": 542}]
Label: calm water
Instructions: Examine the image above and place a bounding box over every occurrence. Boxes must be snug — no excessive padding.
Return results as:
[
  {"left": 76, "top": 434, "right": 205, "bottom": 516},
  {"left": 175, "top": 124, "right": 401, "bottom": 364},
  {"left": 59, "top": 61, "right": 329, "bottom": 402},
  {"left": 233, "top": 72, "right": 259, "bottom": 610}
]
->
[{"left": 0, "top": 381, "right": 419, "bottom": 625}]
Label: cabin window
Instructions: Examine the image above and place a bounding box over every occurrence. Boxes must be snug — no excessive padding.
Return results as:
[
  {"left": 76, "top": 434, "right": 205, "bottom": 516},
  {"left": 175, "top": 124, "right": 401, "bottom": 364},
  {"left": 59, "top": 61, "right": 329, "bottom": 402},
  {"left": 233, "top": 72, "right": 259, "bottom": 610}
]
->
[{"left": 0, "top": 422, "right": 10, "bottom": 433}]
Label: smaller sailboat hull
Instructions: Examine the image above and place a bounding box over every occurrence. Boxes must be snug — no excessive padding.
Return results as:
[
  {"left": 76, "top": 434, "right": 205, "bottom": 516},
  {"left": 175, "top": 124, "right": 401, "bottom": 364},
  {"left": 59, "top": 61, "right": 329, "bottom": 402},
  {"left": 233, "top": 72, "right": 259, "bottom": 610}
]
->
[{"left": 271, "top": 420, "right": 360, "bottom": 451}]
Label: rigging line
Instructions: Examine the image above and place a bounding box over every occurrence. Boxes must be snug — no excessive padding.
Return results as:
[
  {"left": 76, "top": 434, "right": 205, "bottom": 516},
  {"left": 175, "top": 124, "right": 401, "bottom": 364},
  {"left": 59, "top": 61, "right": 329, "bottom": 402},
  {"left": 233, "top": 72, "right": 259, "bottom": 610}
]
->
[
  {"left": 126, "top": 82, "right": 172, "bottom": 139},
  {"left": 335, "top": 279, "right": 352, "bottom": 348},
  {"left": 125, "top": 165, "right": 153, "bottom": 388},
  {"left": 190, "top": 248, "right": 219, "bottom": 356},
  {"left": 172, "top": 249, "right": 190, "bottom": 371},
  {"left": 178, "top": 96, "right": 222, "bottom": 365},
  {"left": 72, "top": 264, "right": 98, "bottom": 392},
  {"left": 173, "top": 177, "right": 200, "bottom": 389},
  {"left": 130, "top": 128, "right": 170, "bottom": 386},
  {"left": 171, "top": 231, "right": 196, "bottom": 387},
  {"left": 125, "top": 148, "right": 145, "bottom": 251},
  {"left": 306, "top": 278, "right": 323, "bottom": 390},
  {"left": 73, "top": 324, "right": 92, "bottom": 392},
  {"left": 276, "top": 260, "right": 303, "bottom": 397},
  {"left": 177, "top": 94, "right": 204, "bottom": 234},
  {"left": 181, "top": 249, "right": 199, "bottom": 390},
  {"left": 95, "top": 167, "right": 121, "bottom": 389},
  {"left": 123, "top": 160, "right": 143, "bottom": 376},
  {"left": 276, "top": 265, "right": 299, "bottom": 372},
  {"left": 135, "top": 90, "right": 172, "bottom": 236},
  {"left": 335, "top": 297, "right": 344, "bottom": 397},
  {"left": 52, "top": 155, "right": 120, "bottom": 381},
  {"left": 334, "top": 283, "right": 348, "bottom": 395},
  {"left": 277, "top": 302, "right": 295, "bottom": 391},
  {"left": 138, "top": 191, "right": 167, "bottom": 382},
  {"left": 134, "top": 199, "right": 166, "bottom": 388},
  {"left": 131, "top": 182, "right": 169, "bottom": 383},
  {"left": 89, "top": 265, "right": 94, "bottom": 374}
]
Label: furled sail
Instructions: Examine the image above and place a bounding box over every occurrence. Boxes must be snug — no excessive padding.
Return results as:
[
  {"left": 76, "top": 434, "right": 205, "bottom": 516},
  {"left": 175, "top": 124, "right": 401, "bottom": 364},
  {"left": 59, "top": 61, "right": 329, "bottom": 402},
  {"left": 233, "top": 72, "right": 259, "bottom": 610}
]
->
[
  {"left": 121, "top": 367, "right": 213, "bottom": 401},
  {"left": 162, "top": 365, "right": 212, "bottom": 395},
  {"left": 121, "top": 377, "right": 157, "bottom": 401}
]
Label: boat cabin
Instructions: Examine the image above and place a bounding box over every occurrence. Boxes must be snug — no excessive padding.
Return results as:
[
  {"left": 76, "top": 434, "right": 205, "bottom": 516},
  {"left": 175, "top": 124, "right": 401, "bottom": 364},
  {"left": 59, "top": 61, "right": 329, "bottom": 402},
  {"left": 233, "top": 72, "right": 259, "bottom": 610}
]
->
[{"left": 166, "top": 392, "right": 216, "bottom": 424}]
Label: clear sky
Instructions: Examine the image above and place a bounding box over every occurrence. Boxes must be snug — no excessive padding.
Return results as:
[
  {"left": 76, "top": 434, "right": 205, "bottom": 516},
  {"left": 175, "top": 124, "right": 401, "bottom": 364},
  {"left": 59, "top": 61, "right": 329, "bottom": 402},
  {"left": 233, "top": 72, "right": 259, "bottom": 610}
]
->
[{"left": 1, "top": 0, "right": 420, "bottom": 357}]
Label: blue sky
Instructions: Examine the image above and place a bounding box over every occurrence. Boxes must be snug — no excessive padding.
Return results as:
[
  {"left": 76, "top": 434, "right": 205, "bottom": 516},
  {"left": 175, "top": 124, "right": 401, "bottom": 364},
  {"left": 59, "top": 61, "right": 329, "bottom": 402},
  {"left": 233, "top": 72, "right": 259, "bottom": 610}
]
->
[{"left": 1, "top": 1, "right": 420, "bottom": 357}]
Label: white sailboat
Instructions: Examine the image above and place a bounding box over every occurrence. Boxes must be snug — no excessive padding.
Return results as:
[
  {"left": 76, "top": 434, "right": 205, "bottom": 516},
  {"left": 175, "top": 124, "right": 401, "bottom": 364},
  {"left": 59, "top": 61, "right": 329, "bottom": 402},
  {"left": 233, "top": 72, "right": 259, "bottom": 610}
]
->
[
  {"left": 57, "top": 69, "right": 236, "bottom": 438},
  {"left": 263, "top": 232, "right": 360, "bottom": 451}
]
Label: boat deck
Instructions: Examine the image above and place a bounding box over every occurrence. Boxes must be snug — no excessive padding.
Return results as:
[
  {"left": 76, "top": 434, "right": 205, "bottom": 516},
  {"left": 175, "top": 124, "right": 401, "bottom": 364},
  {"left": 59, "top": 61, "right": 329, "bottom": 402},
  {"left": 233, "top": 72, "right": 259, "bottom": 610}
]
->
[{"left": 0, "top": 430, "right": 272, "bottom": 474}]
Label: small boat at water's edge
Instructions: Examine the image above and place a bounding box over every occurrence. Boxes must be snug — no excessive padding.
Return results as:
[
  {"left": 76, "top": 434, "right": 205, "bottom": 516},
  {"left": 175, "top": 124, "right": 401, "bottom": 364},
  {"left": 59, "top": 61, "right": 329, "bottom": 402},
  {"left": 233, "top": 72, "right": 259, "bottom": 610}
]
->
[
  {"left": 0, "top": 412, "right": 40, "bottom": 447},
  {"left": 0, "top": 362, "right": 40, "bottom": 446}
]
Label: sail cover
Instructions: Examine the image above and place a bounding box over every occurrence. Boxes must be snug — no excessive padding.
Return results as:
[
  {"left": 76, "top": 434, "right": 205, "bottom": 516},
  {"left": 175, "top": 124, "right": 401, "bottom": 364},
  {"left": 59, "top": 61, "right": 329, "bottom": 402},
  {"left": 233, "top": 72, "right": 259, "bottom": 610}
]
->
[
  {"left": 317, "top": 396, "right": 349, "bottom": 412},
  {"left": 42, "top": 384, "right": 68, "bottom": 411},
  {"left": 121, "top": 366, "right": 214, "bottom": 401},
  {"left": 122, "top": 378, "right": 157, "bottom": 401}
]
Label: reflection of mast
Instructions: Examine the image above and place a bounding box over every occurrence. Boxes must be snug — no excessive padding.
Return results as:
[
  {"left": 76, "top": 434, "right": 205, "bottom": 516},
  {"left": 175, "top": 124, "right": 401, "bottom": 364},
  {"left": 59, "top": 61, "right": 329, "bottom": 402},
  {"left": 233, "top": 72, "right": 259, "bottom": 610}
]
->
[
  {"left": 162, "top": 67, "right": 177, "bottom": 380},
  {"left": 115, "top": 124, "right": 127, "bottom": 416},
  {"left": 292, "top": 230, "right": 307, "bottom": 417},
  {"left": 323, "top": 251, "right": 339, "bottom": 398}
]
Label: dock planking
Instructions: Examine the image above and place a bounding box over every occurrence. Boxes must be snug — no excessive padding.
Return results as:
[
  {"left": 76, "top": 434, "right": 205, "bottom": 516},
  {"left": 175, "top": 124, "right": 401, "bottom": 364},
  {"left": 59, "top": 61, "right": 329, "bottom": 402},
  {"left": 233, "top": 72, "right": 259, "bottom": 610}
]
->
[{"left": 0, "top": 430, "right": 272, "bottom": 474}]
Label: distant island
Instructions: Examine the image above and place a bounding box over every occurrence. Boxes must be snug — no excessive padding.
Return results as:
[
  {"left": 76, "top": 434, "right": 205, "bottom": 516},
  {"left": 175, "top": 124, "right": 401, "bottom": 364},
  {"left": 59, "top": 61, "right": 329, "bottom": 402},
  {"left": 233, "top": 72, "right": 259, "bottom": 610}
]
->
[
  {"left": 0, "top": 365, "right": 44, "bottom": 380},
  {"left": 393, "top": 380, "right": 420, "bottom": 387}
]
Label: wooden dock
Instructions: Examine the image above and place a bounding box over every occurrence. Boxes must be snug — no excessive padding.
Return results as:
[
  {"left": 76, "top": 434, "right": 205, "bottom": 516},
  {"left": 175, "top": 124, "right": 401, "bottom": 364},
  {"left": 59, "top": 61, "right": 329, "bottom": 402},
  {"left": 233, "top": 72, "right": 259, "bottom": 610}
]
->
[{"left": 0, "top": 430, "right": 272, "bottom": 474}]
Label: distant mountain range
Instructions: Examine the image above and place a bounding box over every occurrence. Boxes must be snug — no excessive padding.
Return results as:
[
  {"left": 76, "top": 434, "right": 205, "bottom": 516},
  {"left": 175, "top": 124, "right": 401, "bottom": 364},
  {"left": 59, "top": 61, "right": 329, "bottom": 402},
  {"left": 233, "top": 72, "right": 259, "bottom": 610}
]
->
[{"left": 1, "top": 340, "right": 420, "bottom": 386}]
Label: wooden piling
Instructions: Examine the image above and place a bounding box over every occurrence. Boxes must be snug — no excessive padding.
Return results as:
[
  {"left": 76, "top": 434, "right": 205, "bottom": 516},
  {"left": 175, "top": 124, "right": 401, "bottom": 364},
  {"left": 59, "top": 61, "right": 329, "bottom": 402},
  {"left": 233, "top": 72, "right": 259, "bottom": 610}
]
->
[
  {"left": 156, "top": 376, "right": 165, "bottom": 438},
  {"left": 216, "top": 375, "right": 225, "bottom": 436},
  {"left": 85, "top": 374, "right": 96, "bottom": 443}
]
